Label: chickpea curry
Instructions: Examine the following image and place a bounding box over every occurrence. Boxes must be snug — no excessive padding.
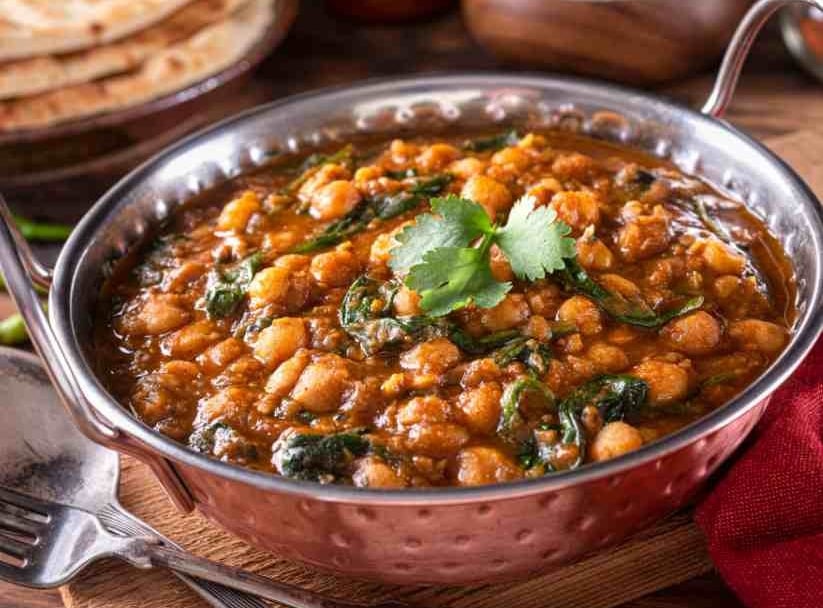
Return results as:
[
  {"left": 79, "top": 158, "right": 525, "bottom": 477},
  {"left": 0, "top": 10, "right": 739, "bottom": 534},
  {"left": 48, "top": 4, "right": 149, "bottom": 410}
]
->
[{"left": 94, "top": 130, "right": 795, "bottom": 488}]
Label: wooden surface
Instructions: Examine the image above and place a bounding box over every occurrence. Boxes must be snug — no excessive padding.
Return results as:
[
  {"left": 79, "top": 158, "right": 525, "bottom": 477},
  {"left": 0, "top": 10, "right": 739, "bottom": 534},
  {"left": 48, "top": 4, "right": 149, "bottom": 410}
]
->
[{"left": 1, "top": 2, "right": 821, "bottom": 607}]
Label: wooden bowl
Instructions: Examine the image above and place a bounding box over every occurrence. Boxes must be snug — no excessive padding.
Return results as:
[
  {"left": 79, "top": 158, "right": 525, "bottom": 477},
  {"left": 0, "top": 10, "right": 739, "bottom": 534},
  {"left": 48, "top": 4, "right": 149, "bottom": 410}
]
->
[{"left": 461, "top": 0, "right": 753, "bottom": 85}]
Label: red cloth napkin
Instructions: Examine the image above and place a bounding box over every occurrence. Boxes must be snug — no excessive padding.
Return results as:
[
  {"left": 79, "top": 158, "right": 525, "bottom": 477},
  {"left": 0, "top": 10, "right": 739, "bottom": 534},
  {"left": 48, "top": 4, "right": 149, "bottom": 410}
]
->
[{"left": 695, "top": 338, "right": 823, "bottom": 608}]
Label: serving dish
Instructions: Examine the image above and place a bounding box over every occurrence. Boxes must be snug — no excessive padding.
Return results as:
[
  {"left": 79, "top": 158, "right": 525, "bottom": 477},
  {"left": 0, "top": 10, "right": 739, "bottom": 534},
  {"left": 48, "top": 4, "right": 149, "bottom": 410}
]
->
[{"left": 0, "top": 0, "right": 821, "bottom": 585}]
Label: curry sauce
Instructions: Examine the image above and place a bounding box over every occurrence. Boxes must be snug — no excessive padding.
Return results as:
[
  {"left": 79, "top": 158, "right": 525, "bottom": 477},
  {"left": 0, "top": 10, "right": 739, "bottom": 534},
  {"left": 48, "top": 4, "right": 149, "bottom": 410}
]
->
[{"left": 93, "top": 130, "right": 795, "bottom": 487}]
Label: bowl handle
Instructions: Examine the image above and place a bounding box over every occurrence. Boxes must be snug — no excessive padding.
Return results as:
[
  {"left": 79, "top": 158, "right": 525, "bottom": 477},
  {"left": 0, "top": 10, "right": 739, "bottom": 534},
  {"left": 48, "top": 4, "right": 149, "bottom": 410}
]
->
[
  {"left": 703, "top": 0, "right": 822, "bottom": 117},
  {"left": 0, "top": 194, "right": 194, "bottom": 513}
]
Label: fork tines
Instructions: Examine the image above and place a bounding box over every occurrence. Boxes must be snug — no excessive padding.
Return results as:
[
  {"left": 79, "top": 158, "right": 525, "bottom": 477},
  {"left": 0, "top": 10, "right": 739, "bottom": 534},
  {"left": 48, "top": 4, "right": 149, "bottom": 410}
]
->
[{"left": 0, "top": 486, "right": 49, "bottom": 566}]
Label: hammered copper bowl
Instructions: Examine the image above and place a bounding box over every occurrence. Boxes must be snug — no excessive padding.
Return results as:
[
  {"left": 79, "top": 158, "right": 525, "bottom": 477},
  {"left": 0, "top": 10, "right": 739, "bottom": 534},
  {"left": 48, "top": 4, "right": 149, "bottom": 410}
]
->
[{"left": 1, "top": 3, "right": 823, "bottom": 584}]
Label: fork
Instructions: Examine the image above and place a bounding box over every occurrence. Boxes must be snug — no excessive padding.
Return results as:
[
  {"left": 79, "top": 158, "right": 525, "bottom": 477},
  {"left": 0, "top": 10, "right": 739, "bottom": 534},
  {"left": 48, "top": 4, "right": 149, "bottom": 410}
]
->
[{"left": 0, "top": 486, "right": 408, "bottom": 608}]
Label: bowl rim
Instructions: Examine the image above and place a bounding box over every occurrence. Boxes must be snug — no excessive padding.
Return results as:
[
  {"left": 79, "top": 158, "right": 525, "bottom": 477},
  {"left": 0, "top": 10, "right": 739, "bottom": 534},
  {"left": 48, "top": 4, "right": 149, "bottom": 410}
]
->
[{"left": 52, "top": 71, "right": 823, "bottom": 505}]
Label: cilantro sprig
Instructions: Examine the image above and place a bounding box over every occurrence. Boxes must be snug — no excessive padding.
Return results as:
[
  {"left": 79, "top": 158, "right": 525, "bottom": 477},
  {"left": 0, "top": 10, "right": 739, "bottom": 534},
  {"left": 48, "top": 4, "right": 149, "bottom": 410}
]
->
[{"left": 389, "top": 195, "right": 575, "bottom": 316}]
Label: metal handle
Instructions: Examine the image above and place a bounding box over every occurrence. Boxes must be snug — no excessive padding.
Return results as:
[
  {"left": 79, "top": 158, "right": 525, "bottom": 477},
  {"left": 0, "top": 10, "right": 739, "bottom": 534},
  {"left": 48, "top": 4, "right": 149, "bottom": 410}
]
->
[
  {"left": 0, "top": 193, "right": 194, "bottom": 512},
  {"left": 703, "top": 0, "right": 823, "bottom": 117},
  {"left": 137, "top": 542, "right": 401, "bottom": 608},
  {"left": 99, "top": 503, "right": 271, "bottom": 608}
]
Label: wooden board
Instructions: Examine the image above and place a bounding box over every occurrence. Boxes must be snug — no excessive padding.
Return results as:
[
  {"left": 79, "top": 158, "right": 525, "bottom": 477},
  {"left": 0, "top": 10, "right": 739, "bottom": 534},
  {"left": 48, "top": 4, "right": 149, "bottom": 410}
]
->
[{"left": 60, "top": 457, "right": 712, "bottom": 608}]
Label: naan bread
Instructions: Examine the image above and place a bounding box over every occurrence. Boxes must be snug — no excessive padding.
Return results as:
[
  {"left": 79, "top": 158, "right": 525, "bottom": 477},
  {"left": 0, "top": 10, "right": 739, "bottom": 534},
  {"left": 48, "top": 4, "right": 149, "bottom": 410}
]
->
[
  {"left": 0, "top": 0, "right": 273, "bottom": 131},
  {"left": 0, "top": 0, "right": 247, "bottom": 100},
  {"left": 0, "top": 0, "right": 194, "bottom": 61}
]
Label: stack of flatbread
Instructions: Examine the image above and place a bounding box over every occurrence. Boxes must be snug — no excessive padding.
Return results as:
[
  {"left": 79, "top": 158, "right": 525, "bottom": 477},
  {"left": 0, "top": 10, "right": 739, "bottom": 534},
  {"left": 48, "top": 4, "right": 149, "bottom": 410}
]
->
[{"left": 0, "top": 0, "right": 276, "bottom": 132}]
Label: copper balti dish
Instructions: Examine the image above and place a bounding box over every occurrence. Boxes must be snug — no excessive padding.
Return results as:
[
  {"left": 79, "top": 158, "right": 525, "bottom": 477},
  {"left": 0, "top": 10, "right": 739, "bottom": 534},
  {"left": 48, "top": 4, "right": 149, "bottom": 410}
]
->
[{"left": 1, "top": 0, "right": 821, "bottom": 586}]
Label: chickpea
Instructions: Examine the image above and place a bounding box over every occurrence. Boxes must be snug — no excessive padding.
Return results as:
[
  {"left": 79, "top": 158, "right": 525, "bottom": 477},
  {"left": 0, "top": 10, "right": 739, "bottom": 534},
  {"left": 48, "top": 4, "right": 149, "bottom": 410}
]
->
[
  {"left": 400, "top": 338, "right": 461, "bottom": 375},
  {"left": 352, "top": 457, "right": 406, "bottom": 488},
  {"left": 527, "top": 177, "right": 563, "bottom": 206},
  {"left": 161, "top": 360, "right": 199, "bottom": 380},
  {"left": 393, "top": 285, "right": 422, "bottom": 316},
  {"left": 728, "top": 319, "right": 788, "bottom": 355},
  {"left": 163, "top": 319, "right": 223, "bottom": 359},
  {"left": 457, "top": 382, "right": 502, "bottom": 435},
  {"left": 273, "top": 254, "right": 311, "bottom": 272},
  {"left": 702, "top": 240, "right": 746, "bottom": 275},
  {"left": 397, "top": 395, "right": 451, "bottom": 425},
  {"left": 309, "top": 180, "right": 362, "bottom": 221},
  {"left": 247, "top": 266, "right": 290, "bottom": 309},
  {"left": 661, "top": 311, "right": 722, "bottom": 356},
  {"left": 353, "top": 165, "right": 384, "bottom": 183},
  {"left": 551, "top": 152, "right": 597, "bottom": 181},
  {"left": 118, "top": 293, "right": 190, "bottom": 336},
  {"left": 447, "top": 157, "right": 487, "bottom": 180},
  {"left": 489, "top": 244, "right": 514, "bottom": 282},
  {"left": 586, "top": 342, "right": 629, "bottom": 373},
  {"left": 491, "top": 146, "right": 531, "bottom": 171},
  {"left": 416, "top": 143, "right": 460, "bottom": 171},
  {"left": 460, "top": 358, "right": 502, "bottom": 388},
  {"left": 368, "top": 222, "right": 409, "bottom": 269},
  {"left": 526, "top": 281, "right": 562, "bottom": 317},
  {"left": 460, "top": 175, "right": 513, "bottom": 219},
  {"left": 217, "top": 191, "right": 260, "bottom": 232},
  {"left": 517, "top": 132, "right": 547, "bottom": 149},
  {"left": 556, "top": 296, "right": 602, "bottom": 336},
  {"left": 291, "top": 354, "right": 351, "bottom": 413},
  {"left": 550, "top": 191, "right": 601, "bottom": 233},
  {"left": 405, "top": 422, "right": 469, "bottom": 458},
  {"left": 454, "top": 446, "right": 522, "bottom": 486},
  {"left": 253, "top": 318, "right": 308, "bottom": 368},
  {"left": 262, "top": 230, "right": 301, "bottom": 253},
  {"left": 617, "top": 205, "right": 671, "bottom": 262},
  {"left": 599, "top": 273, "right": 642, "bottom": 299},
  {"left": 714, "top": 275, "right": 742, "bottom": 299},
  {"left": 200, "top": 387, "right": 255, "bottom": 422},
  {"left": 576, "top": 232, "right": 614, "bottom": 271},
  {"left": 389, "top": 139, "right": 419, "bottom": 163},
  {"left": 631, "top": 359, "right": 691, "bottom": 405},
  {"left": 477, "top": 293, "right": 530, "bottom": 332},
  {"left": 197, "top": 337, "right": 246, "bottom": 374},
  {"left": 263, "top": 350, "right": 310, "bottom": 405},
  {"left": 297, "top": 163, "right": 349, "bottom": 202},
  {"left": 163, "top": 261, "right": 206, "bottom": 293},
  {"left": 590, "top": 422, "right": 644, "bottom": 462},
  {"left": 309, "top": 248, "right": 360, "bottom": 287},
  {"left": 525, "top": 315, "right": 552, "bottom": 342}
]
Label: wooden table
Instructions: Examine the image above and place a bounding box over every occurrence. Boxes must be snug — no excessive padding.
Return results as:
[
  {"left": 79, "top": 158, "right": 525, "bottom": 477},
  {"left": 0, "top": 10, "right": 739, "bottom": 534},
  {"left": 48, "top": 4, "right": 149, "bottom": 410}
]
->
[{"left": 1, "top": 3, "right": 819, "bottom": 606}]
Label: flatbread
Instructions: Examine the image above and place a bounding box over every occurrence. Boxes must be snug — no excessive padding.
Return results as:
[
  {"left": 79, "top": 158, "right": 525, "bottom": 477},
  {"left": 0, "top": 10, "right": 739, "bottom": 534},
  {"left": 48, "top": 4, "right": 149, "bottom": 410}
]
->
[
  {"left": 0, "top": 0, "right": 194, "bottom": 61},
  {"left": 0, "top": 0, "right": 248, "bottom": 100},
  {"left": 0, "top": 0, "right": 273, "bottom": 131}
]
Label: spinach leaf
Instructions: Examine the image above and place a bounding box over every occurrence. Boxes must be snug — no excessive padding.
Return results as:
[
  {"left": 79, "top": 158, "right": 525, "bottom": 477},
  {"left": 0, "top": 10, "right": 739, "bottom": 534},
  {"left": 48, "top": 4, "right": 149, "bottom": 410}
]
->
[
  {"left": 338, "top": 275, "right": 447, "bottom": 355},
  {"left": 549, "top": 374, "right": 648, "bottom": 470},
  {"left": 272, "top": 431, "right": 370, "bottom": 482},
  {"left": 204, "top": 252, "right": 263, "bottom": 318},
  {"left": 498, "top": 377, "right": 555, "bottom": 435},
  {"left": 292, "top": 174, "right": 453, "bottom": 253},
  {"left": 463, "top": 129, "right": 520, "bottom": 152},
  {"left": 557, "top": 258, "right": 704, "bottom": 328},
  {"left": 188, "top": 421, "right": 236, "bottom": 454},
  {"left": 339, "top": 275, "right": 569, "bottom": 359}
]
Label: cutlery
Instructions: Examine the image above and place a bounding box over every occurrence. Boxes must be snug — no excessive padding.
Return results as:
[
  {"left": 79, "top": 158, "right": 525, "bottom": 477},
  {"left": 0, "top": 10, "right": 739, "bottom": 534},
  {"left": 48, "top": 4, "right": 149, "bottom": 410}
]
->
[{"left": 0, "top": 485, "right": 405, "bottom": 608}]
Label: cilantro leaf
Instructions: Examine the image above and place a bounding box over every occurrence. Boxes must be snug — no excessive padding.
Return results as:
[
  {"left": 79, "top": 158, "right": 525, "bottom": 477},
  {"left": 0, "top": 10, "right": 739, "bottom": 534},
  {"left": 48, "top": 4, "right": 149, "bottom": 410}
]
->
[
  {"left": 389, "top": 195, "right": 492, "bottom": 272},
  {"left": 406, "top": 245, "right": 511, "bottom": 316},
  {"left": 497, "top": 195, "right": 576, "bottom": 281}
]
